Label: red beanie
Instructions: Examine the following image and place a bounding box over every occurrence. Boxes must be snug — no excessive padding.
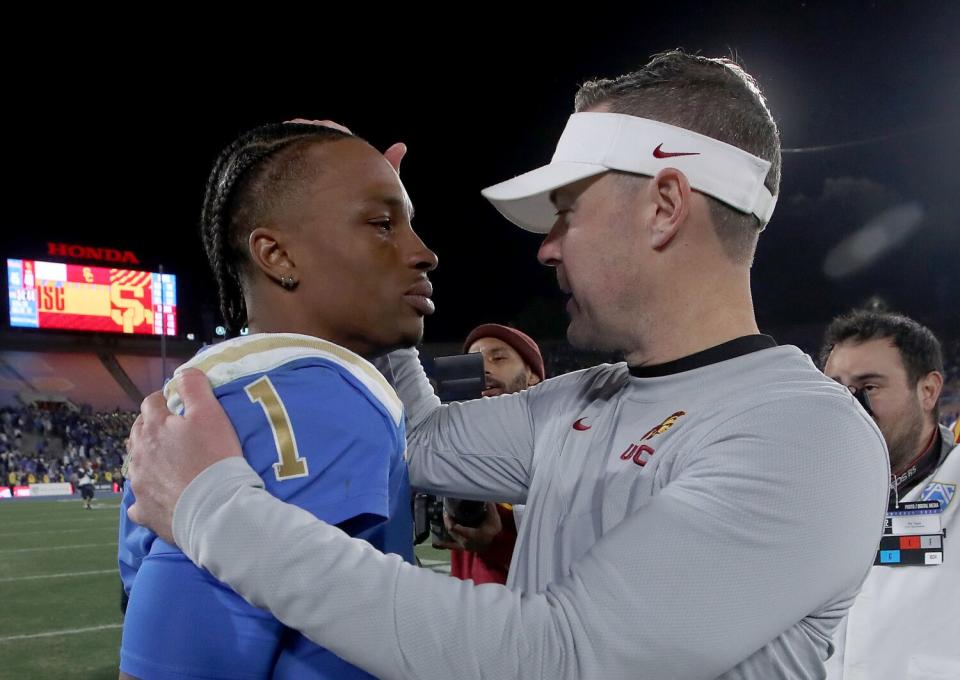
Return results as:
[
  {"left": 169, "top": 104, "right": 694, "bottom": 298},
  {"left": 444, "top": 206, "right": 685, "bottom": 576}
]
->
[{"left": 463, "top": 324, "right": 545, "bottom": 381}]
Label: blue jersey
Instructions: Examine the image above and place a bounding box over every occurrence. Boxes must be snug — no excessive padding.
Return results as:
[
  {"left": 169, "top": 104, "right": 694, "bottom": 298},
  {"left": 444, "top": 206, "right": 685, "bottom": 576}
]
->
[{"left": 119, "top": 334, "right": 413, "bottom": 679}]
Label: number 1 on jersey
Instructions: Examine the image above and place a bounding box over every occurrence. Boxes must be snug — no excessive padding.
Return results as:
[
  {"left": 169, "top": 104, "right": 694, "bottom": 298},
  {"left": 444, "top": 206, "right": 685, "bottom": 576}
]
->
[{"left": 245, "top": 376, "right": 309, "bottom": 481}]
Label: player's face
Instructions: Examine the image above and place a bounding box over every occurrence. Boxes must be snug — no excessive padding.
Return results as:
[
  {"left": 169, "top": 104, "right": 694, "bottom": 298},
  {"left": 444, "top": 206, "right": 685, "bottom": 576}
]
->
[{"left": 284, "top": 139, "right": 437, "bottom": 357}]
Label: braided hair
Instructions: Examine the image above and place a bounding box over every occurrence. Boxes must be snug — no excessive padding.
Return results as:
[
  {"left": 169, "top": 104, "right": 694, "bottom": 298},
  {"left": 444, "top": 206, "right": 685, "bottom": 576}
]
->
[{"left": 199, "top": 123, "right": 351, "bottom": 336}]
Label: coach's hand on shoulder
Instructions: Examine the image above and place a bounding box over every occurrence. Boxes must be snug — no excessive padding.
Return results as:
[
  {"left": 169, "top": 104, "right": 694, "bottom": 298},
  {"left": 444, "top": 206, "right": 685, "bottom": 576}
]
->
[{"left": 126, "top": 369, "right": 242, "bottom": 544}]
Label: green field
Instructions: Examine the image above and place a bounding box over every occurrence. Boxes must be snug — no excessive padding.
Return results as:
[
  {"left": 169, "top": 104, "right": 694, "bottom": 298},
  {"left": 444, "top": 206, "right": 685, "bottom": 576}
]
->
[{"left": 0, "top": 496, "right": 449, "bottom": 679}]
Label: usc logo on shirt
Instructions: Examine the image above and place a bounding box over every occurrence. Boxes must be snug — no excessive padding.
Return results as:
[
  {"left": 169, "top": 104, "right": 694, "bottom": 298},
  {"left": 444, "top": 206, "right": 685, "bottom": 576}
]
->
[
  {"left": 619, "top": 411, "right": 688, "bottom": 467},
  {"left": 640, "top": 411, "right": 686, "bottom": 441}
]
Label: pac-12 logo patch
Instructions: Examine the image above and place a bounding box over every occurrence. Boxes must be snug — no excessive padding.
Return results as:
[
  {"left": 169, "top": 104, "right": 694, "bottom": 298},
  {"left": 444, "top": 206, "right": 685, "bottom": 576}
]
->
[{"left": 920, "top": 481, "right": 956, "bottom": 511}]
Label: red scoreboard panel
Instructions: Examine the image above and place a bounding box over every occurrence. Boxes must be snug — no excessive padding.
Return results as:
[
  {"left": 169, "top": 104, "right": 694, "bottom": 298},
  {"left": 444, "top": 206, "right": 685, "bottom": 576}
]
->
[{"left": 7, "top": 259, "right": 177, "bottom": 336}]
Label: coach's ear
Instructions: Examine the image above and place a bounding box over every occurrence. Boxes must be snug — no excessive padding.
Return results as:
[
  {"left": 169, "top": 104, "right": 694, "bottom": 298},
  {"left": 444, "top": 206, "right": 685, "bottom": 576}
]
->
[{"left": 646, "top": 168, "right": 691, "bottom": 250}]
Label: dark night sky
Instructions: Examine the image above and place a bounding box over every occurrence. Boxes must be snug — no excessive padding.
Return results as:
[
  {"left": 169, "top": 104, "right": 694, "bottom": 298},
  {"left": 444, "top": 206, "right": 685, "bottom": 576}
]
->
[{"left": 3, "top": 3, "right": 958, "bottom": 345}]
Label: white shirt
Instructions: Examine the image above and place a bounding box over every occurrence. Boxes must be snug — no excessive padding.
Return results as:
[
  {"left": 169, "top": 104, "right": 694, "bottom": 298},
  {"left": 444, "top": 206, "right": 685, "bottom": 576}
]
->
[{"left": 826, "top": 428, "right": 960, "bottom": 680}]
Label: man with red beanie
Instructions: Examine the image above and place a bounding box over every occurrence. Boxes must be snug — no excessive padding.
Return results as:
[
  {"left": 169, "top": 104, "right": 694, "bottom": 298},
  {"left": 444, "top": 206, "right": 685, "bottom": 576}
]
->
[{"left": 434, "top": 324, "right": 544, "bottom": 584}]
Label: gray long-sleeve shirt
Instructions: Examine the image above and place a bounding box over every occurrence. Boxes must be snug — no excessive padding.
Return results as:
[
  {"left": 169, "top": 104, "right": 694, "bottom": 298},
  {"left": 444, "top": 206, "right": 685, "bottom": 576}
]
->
[{"left": 174, "top": 342, "right": 890, "bottom": 679}]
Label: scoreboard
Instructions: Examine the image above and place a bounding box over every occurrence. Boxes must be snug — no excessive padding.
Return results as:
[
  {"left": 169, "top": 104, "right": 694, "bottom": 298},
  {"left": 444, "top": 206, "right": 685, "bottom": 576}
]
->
[{"left": 7, "top": 259, "right": 177, "bottom": 336}]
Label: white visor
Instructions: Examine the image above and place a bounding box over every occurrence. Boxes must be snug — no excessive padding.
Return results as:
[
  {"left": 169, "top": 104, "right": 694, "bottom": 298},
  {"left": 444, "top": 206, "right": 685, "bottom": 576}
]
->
[{"left": 481, "top": 112, "right": 777, "bottom": 233}]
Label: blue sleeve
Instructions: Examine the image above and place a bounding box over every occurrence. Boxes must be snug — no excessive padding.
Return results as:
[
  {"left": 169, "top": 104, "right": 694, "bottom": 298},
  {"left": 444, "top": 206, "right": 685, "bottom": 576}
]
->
[
  {"left": 121, "top": 551, "right": 285, "bottom": 680},
  {"left": 117, "top": 483, "right": 154, "bottom": 595},
  {"left": 218, "top": 359, "right": 402, "bottom": 534}
]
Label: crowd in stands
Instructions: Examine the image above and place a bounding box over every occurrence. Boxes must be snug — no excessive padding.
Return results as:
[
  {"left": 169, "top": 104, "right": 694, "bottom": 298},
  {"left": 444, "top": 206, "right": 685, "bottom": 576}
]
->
[{"left": 1, "top": 403, "right": 134, "bottom": 493}]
